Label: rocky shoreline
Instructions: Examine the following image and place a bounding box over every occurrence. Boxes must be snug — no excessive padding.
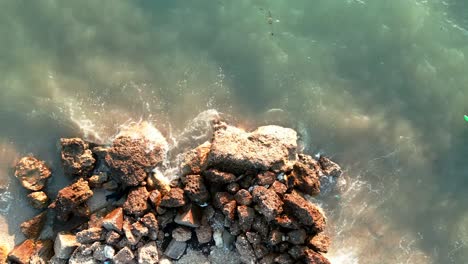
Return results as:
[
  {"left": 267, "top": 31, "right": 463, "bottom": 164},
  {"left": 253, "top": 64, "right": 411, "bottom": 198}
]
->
[{"left": 5, "top": 120, "right": 342, "bottom": 264}]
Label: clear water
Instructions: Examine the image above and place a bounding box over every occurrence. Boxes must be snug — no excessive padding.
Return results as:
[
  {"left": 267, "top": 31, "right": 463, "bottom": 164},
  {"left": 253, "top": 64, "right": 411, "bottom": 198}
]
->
[{"left": 1, "top": 1, "right": 468, "bottom": 263}]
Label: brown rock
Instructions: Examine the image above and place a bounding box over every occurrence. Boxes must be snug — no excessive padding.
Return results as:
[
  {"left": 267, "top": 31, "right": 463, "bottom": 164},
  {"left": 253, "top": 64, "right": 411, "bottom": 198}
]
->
[
  {"left": 20, "top": 211, "right": 47, "bottom": 239},
  {"left": 140, "top": 212, "right": 159, "bottom": 233},
  {"left": 148, "top": 190, "right": 162, "bottom": 207},
  {"left": 234, "top": 189, "right": 253, "bottom": 206},
  {"left": 131, "top": 221, "right": 149, "bottom": 237},
  {"left": 303, "top": 249, "right": 331, "bottom": 264},
  {"left": 283, "top": 192, "right": 326, "bottom": 232},
  {"left": 252, "top": 186, "right": 283, "bottom": 221},
  {"left": 308, "top": 233, "right": 330, "bottom": 253},
  {"left": 195, "top": 225, "right": 213, "bottom": 244},
  {"left": 49, "top": 178, "right": 93, "bottom": 221},
  {"left": 318, "top": 156, "right": 342, "bottom": 177},
  {"left": 180, "top": 141, "right": 211, "bottom": 175},
  {"left": 268, "top": 229, "right": 285, "bottom": 246},
  {"left": 137, "top": 241, "right": 159, "bottom": 264},
  {"left": 256, "top": 171, "right": 276, "bottom": 186},
  {"left": 275, "top": 214, "right": 300, "bottom": 229},
  {"left": 114, "top": 246, "right": 135, "bottom": 264},
  {"left": 27, "top": 191, "right": 49, "bottom": 209},
  {"left": 270, "top": 181, "right": 287, "bottom": 196},
  {"left": 105, "top": 230, "right": 121, "bottom": 245},
  {"left": 76, "top": 227, "right": 103, "bottom": 244},
  {"left": 175, "top": 205, "right": 201, "bottom": 228},
  {"left": 183, "top": 174, "right": 209, "bottom": 204},
  {"left": 213, "top": 192, "right": 234, "bottom": 209},
  {"left": 75, "top": 203, "right": 91, "bottom": 218},
  {"left": 164, "top": 240, "right": 187, "bottom": 260},
  {"left": 234, "top": 235, "right": 256, "bottom": 264},
  {"left": 88, "top": 173, "right": 108, "bottom": 188},
  {"left": 60, "top": 138, "right": 95, "bottom": 177},
  {"left": 172, "top": 227, "right": 192, "bottom": 242},
  {"left": 123, "top": 186, "right": 150, "bottom": 216},
  {"left": 54, "top": 232, "right": 79, "bottom": 259},
  {"left": 160, "top": 188, "right": 186, "bottom": 208},
  {"left": 14, "top": 156, "right": 51, "bottom": 191},
  {"left": 226, "top": 182, "right": 240, "bottom": 194},
  {"left": 237, "top": 205, "right": 255, "bottom": 232},
  {"left": 7, "top": 239, "right": 36, "bottom": 264},
  {"left": 102, "top": 207, "right": 124, "bottom": 232},
  {"left": 31, "top": 239, "right": 54, "bottom": 263},
  {"left": 123, "top": 218, "right": 140, "bottom": 246},
  {"left": 287, "top": 229, "right": 307, "bottom": 245},
  {"left": 290, "top": 162, "right": 320, "bottom": 196},
  {"left": 203, "top": 169, "right": 236, "bottom": 184},
  {"left": 222, "top": 200, "right": 237, "bottom": 221},
  {"left": 275, "top": 254, "right": 294, "bottom": 264}
]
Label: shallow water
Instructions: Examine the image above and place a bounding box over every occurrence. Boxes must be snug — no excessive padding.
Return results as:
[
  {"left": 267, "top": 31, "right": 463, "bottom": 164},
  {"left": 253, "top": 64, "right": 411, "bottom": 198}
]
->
[{"left": 0, "top": 0, "right": 468, "bottom": 263}]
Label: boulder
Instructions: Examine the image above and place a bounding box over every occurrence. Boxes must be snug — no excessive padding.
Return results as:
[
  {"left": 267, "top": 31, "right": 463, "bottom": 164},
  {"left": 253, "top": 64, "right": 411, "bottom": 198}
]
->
[
  {"left": 172, "top": 227, "right": 192, "bottom": 242},
  {"left": 102, "top": 207, "right": 124, "bottom": 232},
  {"left": 60, "top": 138, "right": 95, "bottom": 177},
  {"left": 14, "top": 156, "right": 51, "bottom": 191},
  {"left": 160, "top": 188, "right": 186, "bottom": 208},
  {"left": 27, "top": 191, "right": 49, "bottom": 209},
  {"left": 137, "top": 241, "right": 159, "bottom": 264},
  {"left": 49, "top": 178, "right": 93, "bottom": 221},
  {"left": 180, "top": 141, "right": 211, "bottom": 175},
  {"left": 164, "top": 240, "right": 187, "bottom": 260},
  {"left": 54, "top": 232, "right": 79, "bottom": 259},
  {"left": 113, "top": 246, "right": 135, "bottom": 264},
  {"left": 308, "top": 233, "right": 330, "bottom": 253},
  {"left": 123, "top": 186, "right": 150, "bottom": 216},
  {"left": 203, "top": 169, "right": 236, "bottom": 184},
  {"left": 283, "top": 192, "right": 326, "bottom": 232},
  {"left": 207, "top": 124, "right": 297, "bottom": 174},
  {"left": 183, "top": 174, "right": 209, "bottom": 204},
  {"left": 20, "top": 211, "right": 47, "bottom": 239},
  {"left": 234, "top": 235, "right": 256, "bottom": 264},
  {"left": 252, "top": 186, "right": 283, "bottom": 221}
]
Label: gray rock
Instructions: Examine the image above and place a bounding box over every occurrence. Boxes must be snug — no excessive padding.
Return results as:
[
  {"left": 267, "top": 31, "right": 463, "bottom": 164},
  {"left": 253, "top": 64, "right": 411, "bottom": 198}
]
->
[
  {"left": 172, "top": 227, "right": 192, "bottom": 242},
  {"left": 114, "top": 247, "right": 135, "bottom": 264},
  {"left": 164, "top": 240, "right": 187, "bottom": 260},
  {"left": 69, "top": 247, "right": 99, "bottom": 264},
  {"left": 137, "top": 241, "right": 159, "bottom": 264},
  {"left": 102, "top": 207, "right": 124, "bottom": 232},
  {"left": 195, "top": 225, "right": 212, "bottom": 244},
  {"left": 54, "top": 233, "right": 79, "bottom": 259},
  {"left": 234, "top": 235, "right": 256, "bottom": 264},
  {"left": 76, "top": 227, "right": 103, "bottom": 244}
]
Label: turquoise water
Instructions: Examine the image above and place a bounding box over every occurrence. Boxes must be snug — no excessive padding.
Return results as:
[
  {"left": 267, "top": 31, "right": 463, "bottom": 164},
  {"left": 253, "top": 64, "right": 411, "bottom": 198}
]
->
[{"left": 1, "top": 0, "right": 468, "bottom": 263}]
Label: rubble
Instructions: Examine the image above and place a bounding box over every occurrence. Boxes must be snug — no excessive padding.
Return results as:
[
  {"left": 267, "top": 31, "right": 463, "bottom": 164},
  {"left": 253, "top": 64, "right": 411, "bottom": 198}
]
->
[{"left": 14, "top": 156, "right": 51, "bottom": 191}]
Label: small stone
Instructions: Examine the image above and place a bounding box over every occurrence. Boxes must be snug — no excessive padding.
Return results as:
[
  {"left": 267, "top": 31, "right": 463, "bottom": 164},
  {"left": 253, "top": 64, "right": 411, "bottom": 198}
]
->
[
  {"left": 54, "top": 232, "right": 79, "bottom": 259},
  {"left": 140, "top": 212, "right": 159, "bottom": 233},
  {"left": 75, "top": 203, "right": 91, "bottom": 218},
  {"left": 275, "top": 214, "right": 300, "bottom": 229},
  {"left": 103, "top": 245, "right": 115, "bottom": 259},
  {"left": 268, "top": 229, "right": 284, "bottom": 246},
  {"left": 60, "top": 138, "right": 96, "bottom": 177},
  {"left": 203, "top": 169, "right": 236, "bottom": 184},
  {"left": 7, "top": 239, "right": 36, "bottom": 264},
  {"left": 246, "top": 232, "right": 261, "bottom": 245},
  {"left": 256, "top": 171, "right": 276, "bottom": 186},
  {"left": 290, "top": 162, "right": 320, "bottom": 196},
  {"left": 259, "top": 254, "right": 277, "bottom": 264},
  {"left": 195, "top": 225, "right": 212, "bottom": 244},
  {"left": 253, "top": 244, "right": 269, "bottom": 260},
  {"left": 252, "top": 186, "right": 283, "bottom": 221},
  {"left": 283, "top": 192, "right": 326, "bottom": 231},
  {"left": 213, "top": 229, "right": 223, "bottom": 248},
  {"left": 20, "top": 211, "right": 47, "bottom": 239},
  {"left": 132, "top": 221, "right": 149, "bottom": 237},
  {"left": 14, "top": 156, "right": 51, "bottom": 191},
  {"left": 123, "top": 186, "right": 150, "bottom": 216},
  {"left": 288, "top": 245, "right": 307, "bottom": 260},
  {"left": 308, "top": 233, "right": 330, "bottom": 253},
  {"left": 105, "top": 230, "right": 121, "bottom": 245},
  {"left": 213, "top": 192, "right": 234, "bottom": 210},
  {"left": 269, "top": 181, "right": 287, "bottom": 196},
  {"left": 237, "top": 206, "right": 255, "bottom": 232},
  {"left": 183, "top": 174, "right": 209, "bottom": 204},
  {"left": 114, "top": 247, "right": 135, "bottom": 264},
  {"left": 287, "top": 229, "right": 307, "bottom": 245},
  {"left": 102, "top": 207, "right": 123, "bottom": 232},
  {"left": 123, "top": 219, "right": 140, "bottom": 246},
  {"left": 138, "top": 241, "right": 159, "bottom": 264},
  {"left": 180, "top": 141, "right": 211, "bottom": 175},
  {"left": 164, "top": 240, "right": 187, "bottom": 260},
  {"left": 76, "top": 227, "right": 103, "bottom": 244},
  {"left": 49, "top": 178, "right": 93, "bottom": 221},
  {"left": 234, "top": 235, "right": 256, "bottom": 264},
  {"left": 69, "top": 248, "right": 99, "bottom": 264},
  {"left": 146, "top": 169, "right": 171, "bottom": 195},
  {"left": 88, "top": 173, "right": 108, "bottom": 188},
  {"left": 234, "top": 189, "right": 253, "bottom": 206},
  {"left": 27, "top": 191, "right": 49, "bottom": 209},
  {"left": 252, "top": 217, "right": 269, "bottom": 239},
  {"left": 31, "top": 239, "right": 54, "bottom": 263},
  {"left": 226, "top": 182, "right": 240, "bottom": 194},
  {"left": 319, "top": 156, "right": 342, "bottom": 177},
  {"left": 148, "top": 190, "right": 162, "bottom": 207},
  {"left": 172, "top": 227, "right": 192, "bottom": 242},
  {"left": 278, "top": 242, "right": 290, "bottom": 253},
  {"left": 92, "top": 244, "right": 107, "bottom": 261},
  {"left": 160, "top": 188, "right": 186, "bottom": 208},
  {"left": 303, "top": 249, "right": 331, "bottom": 264},
  {"left": 158, "top": 210, "right": 176, "bottom": 229},
  {"left": 174, "top": 205, "right": 201, "bottom": 228},
  {"left": 222, "top": 200, "right": 237, "bottom": 220},
  {"left": 274, "top": 254, "right": 294, "bottom": 264}
]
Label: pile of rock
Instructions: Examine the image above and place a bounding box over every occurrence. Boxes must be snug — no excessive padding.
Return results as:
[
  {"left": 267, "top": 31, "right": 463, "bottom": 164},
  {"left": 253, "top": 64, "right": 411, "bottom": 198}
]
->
[{"left": 7, "top": 121, "right": 343, "bottom": 264}]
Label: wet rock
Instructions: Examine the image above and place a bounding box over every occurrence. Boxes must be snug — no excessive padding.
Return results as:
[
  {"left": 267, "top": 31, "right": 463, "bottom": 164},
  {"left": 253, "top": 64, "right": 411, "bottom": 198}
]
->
[
  {"left": 20, "top": 211, "right": 47, "bottom": 239},
  {"left": 222, "top": 200, "right": 237, "bottom": 221},
  {"left": 88, "top": 173, "right": 108, "bottom": 188},
  {"left": 164, "top": 240, "right": 187, "bottom": 260},
  {"left": 252, "top": 186, "right": 283, "bottom": 221},
  {"left": 256, "top": 171, "right": 276, "bottom": 186},
  {"left": 183, "top": 174, "right": 209, "bottom": 204},
  {"left": 148, "top": 190, "right": 162, "bottom": 207},
  {"left": 308, "top": 233, "right": 330, "bottom": 253},
  {"left": 114, "top": 246, "right": 135, "bottom": 264},
  {"left": 14, "top": 156, "right": 51, "bottom": 191},
  {"left": 31, "top": 239, "right": 54, "bottom": 263},
  {"left": 283, "top": 192, "right": 326, "bottom": 231},
  {"left": 226, "top": 182, "right": 240, "bottom": 194},
  {"left": 102, "top": 207, "right": 124, "bottom": 232},
  {"left": 195, "top": 225, "right": 212, "bottom": 244},
  {"left": 123, "top": 186, "right": 150, "bottom": 216},
  {"left": 180, "top": 141, "right": 211, "bottom": 175},
  {"left": 269, "top": 181, "right": 287, "bottom": 196},
  {"left": 268, "top": 229, "right": 285, "bottom": 246},
  {"left": 60, "top": 138, "right": 95, "bottom": 177},
  {"left": 237, "top": 205, "right": 255, "bottom": 232},
  {"left": 138, "top": 241, "right": 159, "bottom": 264},
  {"left": 287, "top": 229, "right": 307, "bottom": 245},
  {"left": 290, "top": 162, "right": 320, "bottom": 196},
  {"left": 213, "top": 192, "right": 234, "bottom": 210},
  {"left": 7, "top": 239, "right": 36, "bottom": 264},
  {"left": 49, "top": 178, "right": 93, "bottom": 221},
  {"left": 203, "top": 169, "right": 236, "bottom": 184},
  {"left": 234, "top": 235, "right": 256, "bottom": 264},
  {"left": 105, "top": 230, "right": 121, "bottom": 245},
  {"left": 54, "top": 232, "right": 79, "bottom": 259},
  {"left": 175, "top": 204, "right": 201, "bottom": 228},
  {"left": 76, "top": 227, "right": 103, "bottom": 244},
  {"left": 318, "top": 156, "right": 342, "bottom": 177},
  {"left": 234, "top": 189, "right": 253, "bottom": 206},
  {"left": 172, "top": 227, "right": 192, "bottom": 242},
  {"left": 160, "top": 188, "right": 186, "bottom": 208},
  {"left": 27, "top": 191, "right": 49, "bottom": 209},
  {"left": 303, "top": 249, "right": 331, "bottom": 264},
  {"left": 207, "top": 124, "right": 297, "bottom": 174},
  {"left": 105, "top": 136, "right": 164, "bottom": 187}
]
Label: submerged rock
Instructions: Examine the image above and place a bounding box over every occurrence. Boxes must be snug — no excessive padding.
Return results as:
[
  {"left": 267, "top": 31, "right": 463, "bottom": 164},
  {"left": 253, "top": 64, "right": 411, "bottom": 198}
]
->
[
  {"left": 27, "top": 191, "right": 49, "bottom": 209},
  {"left": 20, "top": 211, "right": 47, "bottom": 239},
  {"left": 60, "top": 138, "right": 96, "bottom": 177},
  {"left": 14, "top": 156, "right": 51, "bottom": 191},
  {"left": 49, "top": 178, "right": 93, "bottom": 221}
]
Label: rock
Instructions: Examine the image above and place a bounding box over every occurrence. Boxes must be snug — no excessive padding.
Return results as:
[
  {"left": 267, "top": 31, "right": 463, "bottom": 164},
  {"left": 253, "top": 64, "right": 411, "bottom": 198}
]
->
[
  {"left": 203, "top": 169, "right": 236, "bottom": 184},
  {"left": 172, "top": 227, "right": 192, "bottom": 242},
  {"left": 234, "top": 189, "right": 253, "bottom": 206},
  {"left": 183, "top": 174, "right": 209, "bottom": 204},
  {"left": 175, "top": 204, "right": 201, "bottom": 228},
  {"left": 105, "top": 230, "right": 121, "bottom": 245},
  {"left": 0, "top": 245, "right": 7, "bottom": 263},
  {"left": 113, "top": 246, "right": 135, "bottom": 264},
  {"left": 54, "top": 232, "right": 79, "bottom": 259},
  {"left": 88, "top": 173, "right": 108, "bottom": 188},
  {"left": 268, "top": 229, "right": 285, "bottom": 246},
  {"left": 180, "top": 141, "right": 211, "bottom": 175},
  {"left": 274, "top": 254, "right": 294, "bottom": 264},
  {"left": 288, "top": 245, "right": 307, "bottom": 260},
  {"left": 160, "top": 188, "right": 186, "bottom": 208},
  {"left": 102, "top": 207, "right": 124, "bottom": 232},
  {"left": 138, "top": 241, "right": 159, "bottom": 264},
  {"left": 123, "top": 186, "right": 150, "bottom": 216},
  {"left": 105, "top": 135, "right": 164, "bottom": 187},
  {"left": 222, "top": 200, "right": 237, "bottom": 221},
  {"left": 275, "top": 214, "right": 300, "bottom": 230},
  {"left": 75, "top": 203, "right": 91, "bottom": 218},
  {"left": 303, "top": 249, "right": 331, "bottom": 264},
  {"left": 27, "top": 191, "right": 49, "bottom": 209},
  {"left": 7, "top": 239, "right": 36, "bottom": 264},
  {"left": 140, "top": 212, "right": 159, "bottom": 233},
  {"left": 146, "top": 168, "right": 171, "bottom": 195},
  {"left": 92, "top": 244, "right": 108, "bottom": 261},
  {"left": 213, "top": 229, "right": 223, "bottom": 248},
  {"left": 252, "top": 186, "right": 283, "bottom": 221},
  {"left": 269, "top": 181, "right": 287, "bottom": 196},
  {"left": 283, "top": 192, "right": 326, "bottom": 232},
  {"left": 213, "top": 192, "right": 234, "bottom": 210},
  {"left": 252, "top": 217, "right": 269, "bottom": 239},
  {"left": 123, "top": 218, "right": 140, "bottom": 246},
  {"left": 207, "top": 124, "right": 297, "bottom": 174},
  {"left": 259, "top": 254, "right": 277, "bottom": 264},
  {"left": 20, "top": 211, "right": 47, "bottom": 239},
  {"left": 158, "top": 210, "right": 176, "bottom": 229},
  {"left": 287, "top": 229, "right": 307, "bottom": 245},
  {"left": 195, "top": 225, "right": 212, "bottom": 244},
  {"left": 14, "top": 156, "right": 51, "bottom": 191},
  {"left": 237, "top": 206, "right": 255, "bottom": 232},
  {"left": 253, "top": 244, "right": 269, "bottom": 260},
  {"left": 164, "top": 240, "right": 187, "bottom": 260},
  {"left": 76, "top": 227, "right": 102, "bottom": 244},
  {"left": 31, "top": 239, "right": 54, "bottom": 263},
  {"left": 132, "top": 221, "right": 149, "bottom": 237},
  {"left": 60, "top": 138, "right": 95, "bottom": 177},
  {"left": 102, "top": 180, "right": 119, "bottom": 191},
  {"left": 290, "top": 162, "right": 320, "bottom": 196},
  {"left": 246, "top": 232, "right": 262, "bottom": 245},
  {"left": 318, "top": 156, "right": 342, "bottom": 177},
  {"left": 103, "top": 245, "right": 115, "bottom": 259},
  {"left": 308, "top": 233, "right": 330, "bottom": 253},
  {"left": 49, "top": 178, "right": 93, "bottom": 221},
  {"left": 226, "top": 182, "right": 240, "bottom": 194},
  {"left": 148, "top": 190, "right": 162, "bottom": 207},
  {"left": 256, "top": 171, "right": 276, "bottom": 186},
  {"left": 68, "top": 248, "right": 99, "bottom": 264},
  {"left": 234, "top": 235, "right": 256, "bottom": 264}
]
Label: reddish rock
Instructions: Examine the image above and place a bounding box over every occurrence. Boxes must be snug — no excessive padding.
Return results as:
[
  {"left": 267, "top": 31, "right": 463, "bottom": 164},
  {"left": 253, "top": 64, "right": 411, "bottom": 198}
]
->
[
  {"left": 27, "top": 191, "right": 49, "bottom": 209},
  {"left": 49, "top": 178, "right": 93, "bottom": 221},
  {"left": 308, "top": 233, "right": 331, "bottom": 253},
  {"left": 183, "top": 174, "right": 209, "bottom": 204},
  {"left": 283, "top": 192, "right": 326, "bottom": 232},
  {"left": 256, "top": 171, "right": 276, "bottom": 186},
  {"left": 287, "top": 229, "right": 307, "bottom": 245},
  {"left": 105, "top": 231, "right": 121, "bottom": 245},
  {"left": 123, "top": 218, "right": 140, "bottom": 246},
  {"left": 195, "top": 225, "right": 213, "bottom": 244},
  {"left": 303, "top": 249, "right": 331, "bottom": 264},
  {"left": 222, "top": 200, "right": 237, "bottom": 221},
  {"left": 160, "top": 188, "right": 186, "bottom": 208},
  {"left": 175, "top": 205, "right": 201, "bottom": 228},
  {"left": 140, "top": 212, "right": 159, "bottom": 233},
  {"left": 60, "top": 138, "right": 95, "bottom": 177},
  {"left": 203, "top": 169, "right": 236, "bottom": 184},
  {"left": 105, "top": 136, "right": 164, "bottom": 187},
  {"left": 7, "top": 239, "right": 36, "bottom": 264},
  {"left": 237, "top": 205, "right": 255, "bottom": 232},
  {"left": 319, "top": 156, "right": 342, "bottom": 177},
  {"left": 180, "top": 141, "right": 211, "bottom": 175},
  {"left": 123, "top": 186, "right": 150, "bottom": 216},
  {"left": 31, "top": 239, "right": 54, "bottom": 263},
  {"left": 290, "top": 162, "right": 320, "bottom": 196},
  {"left": 114, "top": 246, "right": 135, "bottom": 264},
  {"left": 213, "top": 192, "right": 234, "bottom": 209},
  {"left": 148, "top": 190, "right": 162, "bottom": 207},
  {"left": 132, "top": 222, "right": 149, "bottom": 237},
  {"left": 172, "top": 227, "right": 192, "bottom": 242},
  {"left": 234, "top": 189, "right": 253, "bottom": 206},
  {"left": 275, "top": 214, "right": 300, "bottom": 229},
  {"left": 102, "top": 207, "right": 124, "bottom": 232},
  {"left": 14, "top": 156, "right": 51, "bottom": 191},
  {"left": 20, "top": 211, "right": 47, "bottom": 239},
  {"left": 226, "top": 182, "right": 240, "bottom": 194},
  {"left": 270, "top": 181, "right": 287, "bottom": 196},
  {"left": 235, "top": 235, "right": 256, "bottom": 264},
  {"left": 252, "top": 186, "right": 283, "bottom": 221},
  {"left": 268, "top": 229, "right": 285, "bottom": 246},
  {"left": 76, "top": 227, "right": 103, "bottom": 244}
]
